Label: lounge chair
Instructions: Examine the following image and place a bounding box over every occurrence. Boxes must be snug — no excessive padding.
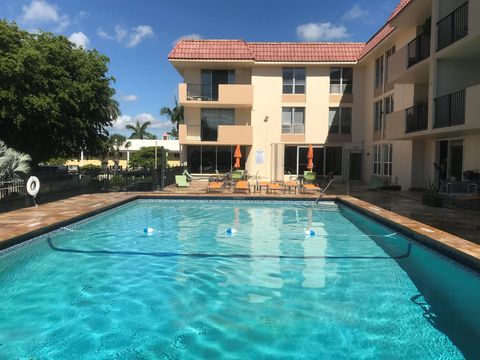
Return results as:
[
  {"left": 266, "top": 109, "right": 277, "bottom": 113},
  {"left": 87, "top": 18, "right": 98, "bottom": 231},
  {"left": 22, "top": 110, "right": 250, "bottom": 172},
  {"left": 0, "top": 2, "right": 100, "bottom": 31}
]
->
[
  {"left": 175, "top": 175, "right": 189, "bottom": 187},
  {"left": 283, "top": 181, "right": 299, "bottom": 194},
  {"left": 231, "top": 170, "right": 245, "bottom": 182},
  {"left": 267, "top": 182, "right": 283, "bottom": 194},
  {"left": 183, "top": 170, "right": 211, "bottom": 181},
  {"left": 234, "top": 180, "right": 250, "bottom": 193},
  {"left": 254, "top": 181, "right": 269, "bottom": 194},
  {"left": 303, "top": 171, "right": 316, "bottom": 183},
  {"left": 301, "top": 183, "right": 321, "bottom": 194},
  {"left": 206, "top": 181, "right": 225, "bottom": 193}
]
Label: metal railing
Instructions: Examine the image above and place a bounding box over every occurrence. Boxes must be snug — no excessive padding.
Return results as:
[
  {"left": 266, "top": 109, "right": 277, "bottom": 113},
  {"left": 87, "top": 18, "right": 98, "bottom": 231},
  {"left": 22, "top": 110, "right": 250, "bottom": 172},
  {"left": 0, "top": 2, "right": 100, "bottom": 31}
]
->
[
  {"left": 186, "top": 84, "right": 217, "bottom": 101},
  {"left": 407, "top": 33, "right": 431, "bottom": 67},
  {"left": 186, "top": 125, "right": 201, "bottom": 141},
  {"left": 434, "top": 89, "right": 466, "bottom": 128},
  {"left": 405, "top": 102, "right": 428, "bottom": 133},
  {"left": 437, "top": 2, "right": 468, "bottom": 51}
]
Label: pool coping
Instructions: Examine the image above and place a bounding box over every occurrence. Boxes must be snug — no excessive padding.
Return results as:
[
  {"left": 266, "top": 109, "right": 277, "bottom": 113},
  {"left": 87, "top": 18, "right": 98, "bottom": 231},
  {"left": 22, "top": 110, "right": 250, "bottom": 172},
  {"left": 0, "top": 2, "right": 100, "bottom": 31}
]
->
[{"left": 1, "top": 192, "right": 479, "bottom": 272}]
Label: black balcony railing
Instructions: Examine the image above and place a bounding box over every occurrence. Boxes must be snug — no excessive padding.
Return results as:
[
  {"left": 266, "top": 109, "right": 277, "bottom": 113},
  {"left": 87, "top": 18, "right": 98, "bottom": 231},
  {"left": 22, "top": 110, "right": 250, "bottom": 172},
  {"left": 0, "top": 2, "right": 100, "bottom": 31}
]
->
[
  {"left": 186, "top": 84, "right": 217, "bottom": 101},
  {"left": 407, "top": 33, "right": 431, "bottom": 67},
  {"left": 437, "top": 2, "right": 468, "bottom": 51},
  {"left": 434, "top": 90, "right": 466, "bottom": 128},
  {"left": 405, "top": 102, "right": 428, "bottom": 133}
]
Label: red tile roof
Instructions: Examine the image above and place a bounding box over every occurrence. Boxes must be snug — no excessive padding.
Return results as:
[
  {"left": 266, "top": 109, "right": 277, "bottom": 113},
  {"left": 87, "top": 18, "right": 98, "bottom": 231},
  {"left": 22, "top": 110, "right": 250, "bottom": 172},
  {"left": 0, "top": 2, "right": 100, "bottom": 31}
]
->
[
  {"left": 248, "top": 42, "right": 364, "bottom": 62},
  {"left": 168, "top": 0, "right": 415, "bottom": 63},
  {"left": 169, "top": 40, "right": 364, "bottom": 63}
]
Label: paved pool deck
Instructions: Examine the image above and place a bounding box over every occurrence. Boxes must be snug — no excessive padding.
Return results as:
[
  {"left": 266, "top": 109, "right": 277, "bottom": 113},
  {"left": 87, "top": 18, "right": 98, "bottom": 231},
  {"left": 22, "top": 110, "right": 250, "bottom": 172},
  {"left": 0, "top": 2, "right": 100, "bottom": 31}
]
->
[{"left": 0, "top": 191, "right": 479, "bottom": 272}]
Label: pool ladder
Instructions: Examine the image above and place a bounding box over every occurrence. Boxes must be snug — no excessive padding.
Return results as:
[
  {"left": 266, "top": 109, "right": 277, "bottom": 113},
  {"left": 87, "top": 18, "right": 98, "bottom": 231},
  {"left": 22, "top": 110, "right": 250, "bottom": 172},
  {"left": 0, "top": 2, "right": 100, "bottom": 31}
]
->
[{"left": 314, "top": 178, "right": 334, "bottom": 205}]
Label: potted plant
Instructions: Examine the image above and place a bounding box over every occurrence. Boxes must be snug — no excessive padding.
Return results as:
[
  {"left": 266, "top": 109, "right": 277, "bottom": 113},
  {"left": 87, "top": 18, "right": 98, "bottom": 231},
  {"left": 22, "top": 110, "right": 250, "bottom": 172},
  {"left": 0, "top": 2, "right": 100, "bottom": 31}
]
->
[{"left": 422, "top": 180, "right": 443, "bottom": 207}]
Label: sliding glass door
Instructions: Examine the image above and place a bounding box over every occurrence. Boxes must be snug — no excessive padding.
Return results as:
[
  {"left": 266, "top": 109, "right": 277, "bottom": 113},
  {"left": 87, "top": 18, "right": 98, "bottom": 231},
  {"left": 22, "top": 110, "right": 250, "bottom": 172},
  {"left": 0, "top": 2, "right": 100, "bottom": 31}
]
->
[
  {"left": 186, "top": 145, "right": 246, "bottom": 173},
  {"left": 284, "top": 145, "right": 343, "bottom": 176}
]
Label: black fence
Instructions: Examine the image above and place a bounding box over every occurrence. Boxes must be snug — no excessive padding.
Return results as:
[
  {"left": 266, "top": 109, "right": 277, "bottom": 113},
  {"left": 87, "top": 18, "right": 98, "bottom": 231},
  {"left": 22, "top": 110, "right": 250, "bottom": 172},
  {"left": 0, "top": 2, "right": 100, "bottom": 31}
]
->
[
  {"left": 407, "top": 33, "right": 431, "bottom": 67},
  {"left": 0, "top": 166, "right": 185, "bottom": 213},
  {"left": 405, "top": 102, "right": 428, "bottom": 133},
  {"left": 434, "top": 90, "right": 465, "bottom": 128},
  {"left": 437, "top": 2, "right": 468, "bottom": 51}
]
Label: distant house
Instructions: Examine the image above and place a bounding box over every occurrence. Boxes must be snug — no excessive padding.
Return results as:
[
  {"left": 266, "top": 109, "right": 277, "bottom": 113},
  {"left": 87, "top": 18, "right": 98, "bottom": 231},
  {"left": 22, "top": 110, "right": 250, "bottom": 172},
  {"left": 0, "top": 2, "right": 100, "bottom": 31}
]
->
[{"left": 66, "top": 139, "right": 180, "bottom": 170}]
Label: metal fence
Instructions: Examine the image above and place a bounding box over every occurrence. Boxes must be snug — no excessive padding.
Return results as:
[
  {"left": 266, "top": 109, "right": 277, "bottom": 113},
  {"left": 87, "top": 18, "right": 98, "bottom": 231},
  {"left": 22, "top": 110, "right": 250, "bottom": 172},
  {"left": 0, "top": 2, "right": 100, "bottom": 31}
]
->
[
  {"left": 437, "top": 2, "right": 468, "bottom": 51},
  {"left": 434, "top": 89, "right": 465, "bottom": 128},
  {"left": 0, "top": 166, "right": 185, "bottom": 213}
]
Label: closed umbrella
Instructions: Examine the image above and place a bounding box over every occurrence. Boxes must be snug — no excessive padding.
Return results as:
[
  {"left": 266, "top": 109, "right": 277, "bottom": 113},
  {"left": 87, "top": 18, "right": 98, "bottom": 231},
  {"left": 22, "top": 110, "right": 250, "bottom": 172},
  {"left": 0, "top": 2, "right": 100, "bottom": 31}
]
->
[
  {"left": 234, "top": 145, "right": 242, "bottom": 169},
  {"left": 307, "top": 144, "right": 314, "bottom": 171}
]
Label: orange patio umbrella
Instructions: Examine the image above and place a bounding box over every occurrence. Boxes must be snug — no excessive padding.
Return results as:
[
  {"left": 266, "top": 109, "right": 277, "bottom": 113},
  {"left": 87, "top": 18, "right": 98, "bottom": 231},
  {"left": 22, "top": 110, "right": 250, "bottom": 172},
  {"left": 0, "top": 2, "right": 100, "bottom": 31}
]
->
[
  {"left": 234, "top": 145, "right": 242, "bottom": 169},
  {"left": 307, "top": 144, "right": 314, "bottom": 171}
]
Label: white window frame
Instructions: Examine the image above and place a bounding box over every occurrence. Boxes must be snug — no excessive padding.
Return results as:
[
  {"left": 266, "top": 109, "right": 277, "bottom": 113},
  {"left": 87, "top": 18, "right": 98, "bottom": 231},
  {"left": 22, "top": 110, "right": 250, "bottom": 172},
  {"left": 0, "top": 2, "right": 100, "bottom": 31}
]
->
[
  {"left": 375, "top": 55, "right": 384, "bottom": 89},
  {"left": 373, "top": 145, "right": 382, "bottom": 176},
  {"left": 374, "top": 100, "right": 383, "bottom": 131},
  {"left": 383, "top": 143, "right": 393, "bottom": 176},
  {"left": 329, "top": 67, "right": 353, "bottom": 94},
  {"left": 329, "top": 107, "right": 352, "bottom": 134},
  {"left": 282, "top": 107, "right": 305, "bottom": 134},
  {"left": 282, "top": 68, "right": 306, "bottom": 94}
]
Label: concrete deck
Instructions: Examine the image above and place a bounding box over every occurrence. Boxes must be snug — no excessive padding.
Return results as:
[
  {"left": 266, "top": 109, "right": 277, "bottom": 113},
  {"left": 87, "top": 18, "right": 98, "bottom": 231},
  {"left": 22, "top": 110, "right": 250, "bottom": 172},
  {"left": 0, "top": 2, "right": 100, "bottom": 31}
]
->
[{"left": 0, "top": 190, "right": 479, "bottom": 272}]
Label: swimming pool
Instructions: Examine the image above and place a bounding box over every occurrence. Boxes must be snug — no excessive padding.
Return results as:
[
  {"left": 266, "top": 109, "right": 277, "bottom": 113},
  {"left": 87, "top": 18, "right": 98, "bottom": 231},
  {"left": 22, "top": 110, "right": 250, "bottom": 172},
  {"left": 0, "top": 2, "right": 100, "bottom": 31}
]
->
[{"left": 0, "top": 199, "right": 479, "bottom": 359}]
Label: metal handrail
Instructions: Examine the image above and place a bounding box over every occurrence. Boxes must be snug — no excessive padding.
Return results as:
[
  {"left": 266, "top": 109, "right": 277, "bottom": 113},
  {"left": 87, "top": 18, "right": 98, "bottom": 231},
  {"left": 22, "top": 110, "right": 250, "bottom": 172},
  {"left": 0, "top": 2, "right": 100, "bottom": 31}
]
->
[{"left": 314, "top": 178, "right": 334, "bottom": 204}]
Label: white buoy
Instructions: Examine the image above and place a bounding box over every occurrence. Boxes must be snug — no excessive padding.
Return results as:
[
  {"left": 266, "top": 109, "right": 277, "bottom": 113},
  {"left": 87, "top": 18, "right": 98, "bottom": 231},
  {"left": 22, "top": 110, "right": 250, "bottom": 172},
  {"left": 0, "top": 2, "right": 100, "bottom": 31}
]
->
[
  {"left": 144, "top": 227, "right": 154, "bottom": 234},
  {"left": 226, "top": 228, "right": 237, "bottom": 236},
  {"left": 304, "top": 228, "right": 316, "bottom": 237}
]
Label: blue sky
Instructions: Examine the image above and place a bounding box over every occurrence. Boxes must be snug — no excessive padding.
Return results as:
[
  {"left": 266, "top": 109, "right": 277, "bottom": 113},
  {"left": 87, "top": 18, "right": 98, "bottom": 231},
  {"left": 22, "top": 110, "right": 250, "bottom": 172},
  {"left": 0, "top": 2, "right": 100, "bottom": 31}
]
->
[{"left": 1, "top": 0, "right": 399, "bottom": 137}]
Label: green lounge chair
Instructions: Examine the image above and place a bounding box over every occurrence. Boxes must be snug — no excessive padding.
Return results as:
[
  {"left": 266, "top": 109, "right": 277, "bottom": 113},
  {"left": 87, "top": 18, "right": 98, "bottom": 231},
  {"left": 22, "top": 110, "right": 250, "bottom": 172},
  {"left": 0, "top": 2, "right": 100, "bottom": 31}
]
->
[
  {"left": 304, "top": 171, "right": 316, "bottom": 183},
  {"left": 175, "top": 175, "right": 189, "bottom": 187},
  {"left": 232, "top": 170, "right": 244, "bottom": 181}
]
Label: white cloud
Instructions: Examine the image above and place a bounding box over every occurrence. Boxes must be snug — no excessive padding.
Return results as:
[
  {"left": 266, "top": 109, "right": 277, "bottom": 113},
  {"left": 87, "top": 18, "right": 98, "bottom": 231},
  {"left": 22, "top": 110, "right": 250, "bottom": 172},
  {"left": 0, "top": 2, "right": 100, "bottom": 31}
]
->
[
  {"left": 97, "top": 24, "right": 154, "bottom": 48},
  {"left": 120, "top": 94, "right": 138, "bottom": 102},
  {"left": 68, "top": 32, "right": 89, "bottom": 48},
  {"left": 172, "top": 33, "right": 202, "bottom": 46},
  {"left": 19, "top": 0, "right": 69, "bottom": 32},
  {"left": 342, "top": 4, "right": 369, "bottom": 21},
  {"left": 296, "top": 22, "right": 349, "bottom": 41},
  {"left": 111, "top": 113, "right": 170, "bottom": 131}
]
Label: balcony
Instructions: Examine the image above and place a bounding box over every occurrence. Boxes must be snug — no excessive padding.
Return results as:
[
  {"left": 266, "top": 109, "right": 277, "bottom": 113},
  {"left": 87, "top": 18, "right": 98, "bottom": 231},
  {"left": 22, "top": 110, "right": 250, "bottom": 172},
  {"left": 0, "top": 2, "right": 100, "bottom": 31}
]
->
[
  {"left": 407, "top": 33, "right": 431, "bottom": 67},
  {"left": 179, "top": 124, "right": 253, "bottom": 145},
  {"left": 434, "top": 90, "right": 466, "bottom": 128},
  {"left": 178, "top": 83, "right": 253, "bottom": 108},
  {"left": 437, "top": 2, "right": 468, "bottom": 51},
  {"left": 387, "top": 35, "right": 430, "bottom": 84},
  {"left": 406, "top": 102, "right": 428, "bottom": 133}
]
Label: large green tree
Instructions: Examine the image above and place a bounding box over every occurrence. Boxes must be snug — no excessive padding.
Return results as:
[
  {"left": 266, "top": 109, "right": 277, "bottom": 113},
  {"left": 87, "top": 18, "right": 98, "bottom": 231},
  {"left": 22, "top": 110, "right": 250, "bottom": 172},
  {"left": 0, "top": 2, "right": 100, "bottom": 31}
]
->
[
  {"left": 128, "top": 146, "right": 166, "bottom": 171},
  {"left": 160, "top": 97, "right": 184, "bottom": 138},
  {"left": 0, "top": 20, "right": 118, "bottom": 163},
  {"left": 126, "top": 120, "right": 157, "bottom": 139}
]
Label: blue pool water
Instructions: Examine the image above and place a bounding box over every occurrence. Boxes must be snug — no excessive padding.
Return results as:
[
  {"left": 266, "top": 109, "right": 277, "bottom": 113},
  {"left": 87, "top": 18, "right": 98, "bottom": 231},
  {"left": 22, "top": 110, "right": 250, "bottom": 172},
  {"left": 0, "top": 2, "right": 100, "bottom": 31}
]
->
[{"left": 0, "top": 200, "right": 479, "bottom": 359}]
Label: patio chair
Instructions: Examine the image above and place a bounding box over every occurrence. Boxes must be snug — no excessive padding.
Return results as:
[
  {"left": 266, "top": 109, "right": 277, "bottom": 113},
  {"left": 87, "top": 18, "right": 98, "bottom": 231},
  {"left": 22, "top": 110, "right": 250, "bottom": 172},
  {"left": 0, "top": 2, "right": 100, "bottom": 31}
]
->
[
  {"left": 183, "top": 169, "right": 211, "bottom": 181},
  {"left": 231, "top": 170, "right": 245, "bottom": 182},
  {"left": 303, "top": 171, "right": 316, "bottom": 183},
  {"left": 206, "top": 181, "right": 225, "bottom": 193},
  {"left": 267, "top": 182, "right": 283, "bottom": 194},
  {"left": 283, "top": 180, "right": 299, "bottom": 194},
  {"left": 175, "top": 175, "right": 189, "bottom": 188},
  {"left": 301, "top": 183, "right": 321, "bottom": 194},
  {"left": 234, "top": 180, "right": 250, "bottom": 193}
]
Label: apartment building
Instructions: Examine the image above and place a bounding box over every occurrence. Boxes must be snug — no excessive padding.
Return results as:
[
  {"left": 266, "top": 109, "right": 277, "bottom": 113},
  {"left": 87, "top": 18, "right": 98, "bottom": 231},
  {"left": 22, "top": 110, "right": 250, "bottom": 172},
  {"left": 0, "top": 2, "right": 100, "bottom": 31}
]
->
[{"left": 168, "top": 0, "right": 480, "bottom": 190}]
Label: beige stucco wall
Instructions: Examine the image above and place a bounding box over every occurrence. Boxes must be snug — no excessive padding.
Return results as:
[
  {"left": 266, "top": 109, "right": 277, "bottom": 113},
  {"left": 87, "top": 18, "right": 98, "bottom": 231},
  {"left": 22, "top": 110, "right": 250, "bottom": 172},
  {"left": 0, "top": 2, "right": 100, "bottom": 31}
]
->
[{"left": 464, "top": 133, "right": 480, "bottom": 172}]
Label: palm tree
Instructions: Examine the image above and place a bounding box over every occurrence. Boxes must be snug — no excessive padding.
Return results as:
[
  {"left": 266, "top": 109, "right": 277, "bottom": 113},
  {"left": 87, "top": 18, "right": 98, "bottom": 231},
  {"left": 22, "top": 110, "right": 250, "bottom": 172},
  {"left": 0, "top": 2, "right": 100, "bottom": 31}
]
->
[
  {"left": 0, "top": 141, "right": 31, "bottom": 182},
  {"left": 99, "top": 134, "right": 130, "bottom": 174},
  {"left": 126, "top": 121, "right": 157, "bottom": 139},
  {"left": 166, "top": 127, "right": 178, "bottom": 139},
  {"left": 160, "top": 97, "right": 184, "bottom": 138}
]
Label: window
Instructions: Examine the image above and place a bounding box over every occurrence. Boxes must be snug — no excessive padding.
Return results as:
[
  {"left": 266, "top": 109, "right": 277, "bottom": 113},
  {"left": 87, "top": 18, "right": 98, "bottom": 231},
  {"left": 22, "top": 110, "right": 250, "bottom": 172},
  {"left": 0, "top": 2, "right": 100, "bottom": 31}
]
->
[
  {"left": 282, "top": 107, "right": 305, "bottom": 134},
  {"left": 374, "top": 100, "right": 383, "bottom": 131},
  {"left": 330, "top": 67, "right": 353, "bottom": 94},
  {"left": 373, "top": 145, "right": 381, "bottom": 175},
  {"left": 325, "top": 147, "right": 342, "bottom": 175},
  {"left": 383, "top": 144, "right": 393, "bottom": 176},
  {"left": 200, "top": 70, "right": 235, "bottom": 100},
  {"left": 385, "top": 95, "right": 394, "bottom": 114},
  {"left": 283, "top": 145, "right": 326, "bottom": 175},
  {"left": 375, "top": 55, "right": 384, "bottom": 89},
  {"left": 201, "top": 108, "right": 235, "bottom": 141},
  {"left": 329, "top": 107, "right": 352, "bottom": 134},
  {"left": 385, "top": 47, "right": 395, "bottom": 84},
  {"left": 186, "top": 145, "right": 246, "bottom": 173},
  {"left": 283, "top": 68, "right": 305, "bottom": 94}
]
